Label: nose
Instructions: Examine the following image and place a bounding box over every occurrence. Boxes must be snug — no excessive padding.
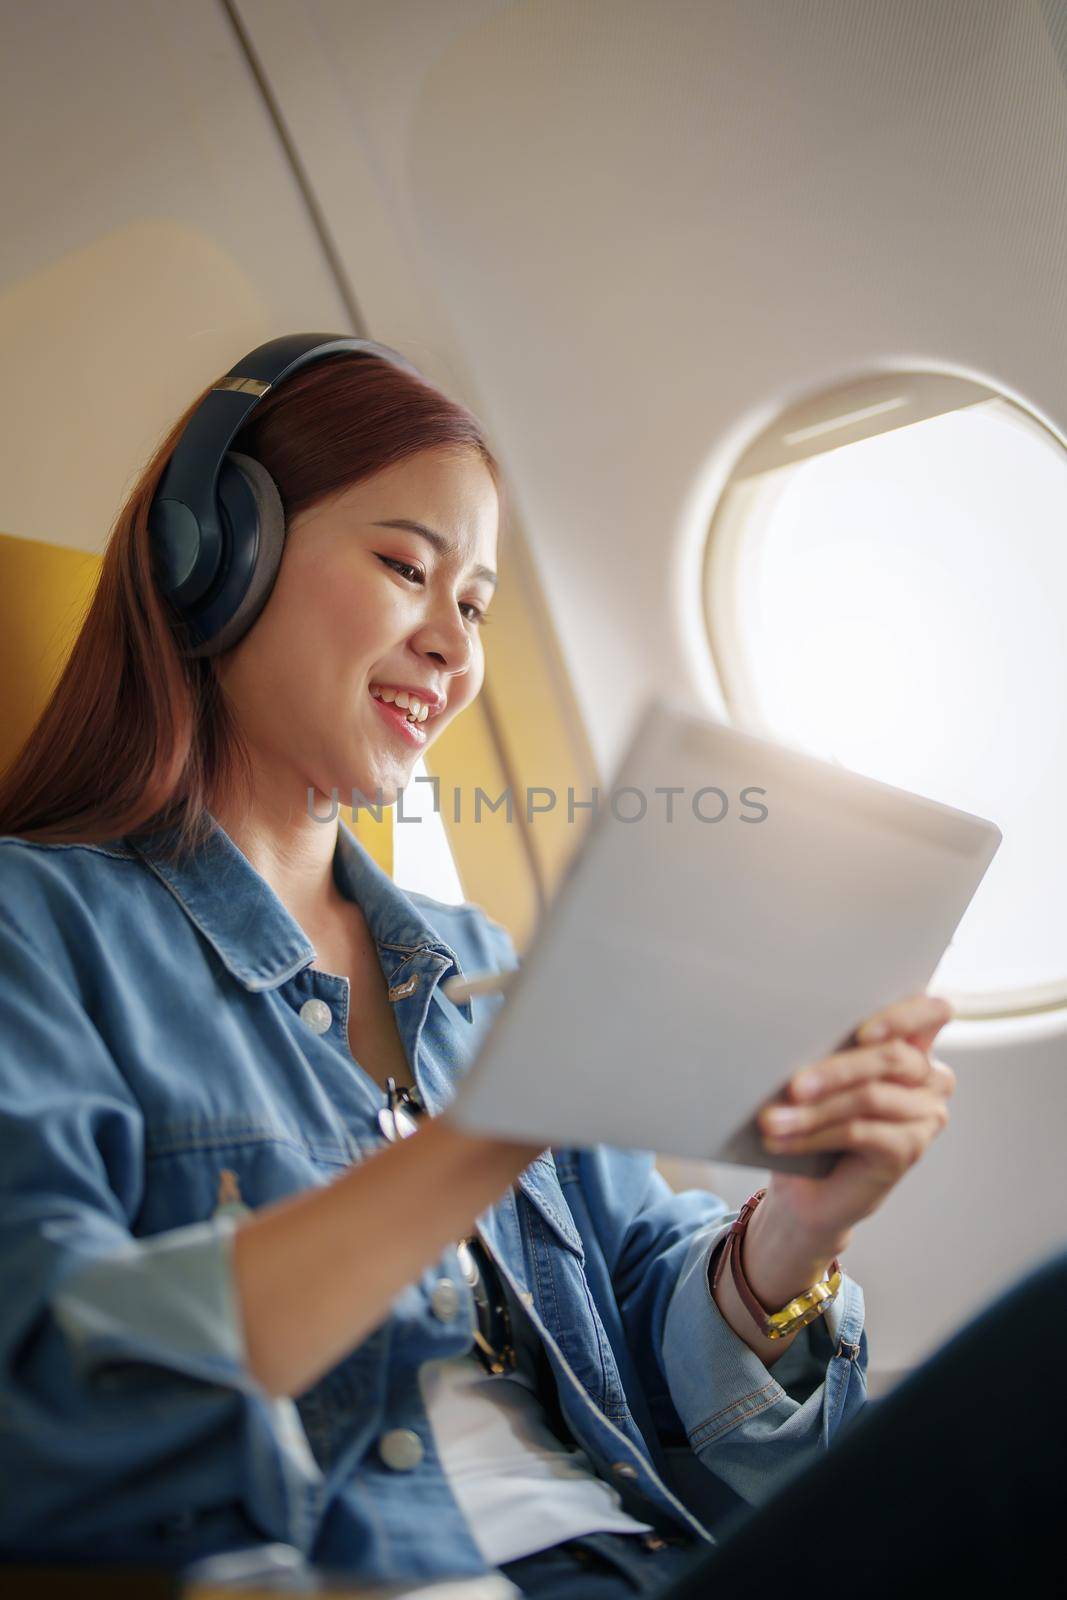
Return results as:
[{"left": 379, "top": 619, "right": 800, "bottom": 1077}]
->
[{"left": 415, "top": 609, "right": 474, "bottom": 676}]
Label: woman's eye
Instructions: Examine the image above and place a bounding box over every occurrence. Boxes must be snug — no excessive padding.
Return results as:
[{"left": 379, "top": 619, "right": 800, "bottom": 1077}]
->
[
  {"left": 379, "top": 555, "right": 423, "bottom": 584},
  {"left": 378, "top": 555, "right": 491, "bottom": 626}
]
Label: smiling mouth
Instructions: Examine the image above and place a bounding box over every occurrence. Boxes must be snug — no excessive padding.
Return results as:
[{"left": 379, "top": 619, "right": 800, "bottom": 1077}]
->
[{"left": 368, "top": 689, "right": 429, "bottom": 745}]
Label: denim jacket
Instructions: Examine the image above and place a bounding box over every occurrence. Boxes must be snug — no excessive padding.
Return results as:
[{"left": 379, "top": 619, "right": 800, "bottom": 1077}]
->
[{"left": 0, "top": 812, "right": 868, "bottom": 1582}]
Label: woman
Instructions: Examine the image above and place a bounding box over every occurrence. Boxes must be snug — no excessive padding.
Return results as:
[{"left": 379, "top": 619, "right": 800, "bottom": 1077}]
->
[{"left": 0, "top": 335, "right": 1061, "bottom": 1598}]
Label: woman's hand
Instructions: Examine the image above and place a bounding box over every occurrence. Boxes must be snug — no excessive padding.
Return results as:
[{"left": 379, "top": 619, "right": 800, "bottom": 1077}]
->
[{"left": 755, "top": 993, "right": 957, "bottom": 1248}]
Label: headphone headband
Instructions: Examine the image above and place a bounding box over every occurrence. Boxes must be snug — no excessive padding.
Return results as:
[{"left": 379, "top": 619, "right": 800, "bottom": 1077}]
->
[{"left": 149, "top": 332, "right": 423, "bottom": 655}]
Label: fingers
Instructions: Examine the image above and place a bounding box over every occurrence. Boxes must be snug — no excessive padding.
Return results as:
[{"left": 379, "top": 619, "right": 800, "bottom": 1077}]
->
[
  {"left": 788, "top": 1036, "right": 932, "bottom": 1102},
  {"left": 761, "top": 1109, "right": 949, "bottom": 1171},
  {"left": 852, "top": 993, "right": 954, "bottom": 1048},
  {"left": 761, "top": 1080, "right": 948, "bottom": 1143},
  {"left": 929, "top": 1057, "right": 957, "bottom": 1099}
]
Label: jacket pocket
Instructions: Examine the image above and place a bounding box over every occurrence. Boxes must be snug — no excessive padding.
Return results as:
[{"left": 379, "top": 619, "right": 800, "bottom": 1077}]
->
[{"left": 137, "top": 1119, "right": 360, "bottom": 1235}]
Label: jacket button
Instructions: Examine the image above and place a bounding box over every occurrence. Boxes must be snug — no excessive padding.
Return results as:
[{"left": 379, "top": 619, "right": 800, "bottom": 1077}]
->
[
  {"left": 430, "top": 1279, "right": 460, "bottom": 1321},
  {"left": 378, "top": 1428, "right": 424, "bottom": 1471},
  {"left": 299, "top": 998, "right": 333, "bottom": 1034},
  {"left": 612, "top": 1461, "right": 639, "bottom": 1480}
]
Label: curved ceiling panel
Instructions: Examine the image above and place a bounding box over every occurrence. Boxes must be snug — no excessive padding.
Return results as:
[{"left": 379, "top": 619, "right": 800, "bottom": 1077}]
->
[{"left": 403, "top": 0, "right": 1067, "bottom": 766}]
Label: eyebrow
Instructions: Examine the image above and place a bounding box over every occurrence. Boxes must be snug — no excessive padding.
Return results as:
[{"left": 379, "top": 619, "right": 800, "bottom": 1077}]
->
[{"left": 371, "top": 518, "right": 498, "bottom": 590}]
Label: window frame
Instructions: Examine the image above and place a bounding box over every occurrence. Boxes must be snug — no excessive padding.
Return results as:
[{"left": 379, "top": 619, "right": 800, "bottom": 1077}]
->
[{"left": 701, "top": 370, "right": 1067, "bottom": 1023}]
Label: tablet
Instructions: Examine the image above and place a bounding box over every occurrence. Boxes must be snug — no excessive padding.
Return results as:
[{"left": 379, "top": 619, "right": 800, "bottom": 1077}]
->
[{"left": 449, "top": 696, "right": 1002, "bottom": 1175}]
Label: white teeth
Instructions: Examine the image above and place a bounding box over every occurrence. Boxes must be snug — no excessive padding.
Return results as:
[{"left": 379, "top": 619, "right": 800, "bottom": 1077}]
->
[{"left": 370, "top": 684, "right": 433, "bottom": 725}]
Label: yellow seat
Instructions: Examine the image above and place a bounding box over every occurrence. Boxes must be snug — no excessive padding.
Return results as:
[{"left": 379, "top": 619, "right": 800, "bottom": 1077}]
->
[{"left": 0, "top": 530, "right": 100, "bottom": 779}]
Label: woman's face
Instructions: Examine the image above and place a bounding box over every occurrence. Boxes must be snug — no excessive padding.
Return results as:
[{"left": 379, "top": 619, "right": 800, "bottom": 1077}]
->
[{"left": 215, "top": 446, "right": 499, "bottom": 810}]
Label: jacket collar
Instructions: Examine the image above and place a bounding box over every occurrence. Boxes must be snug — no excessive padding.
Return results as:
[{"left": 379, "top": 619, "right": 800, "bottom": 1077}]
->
[{"left": 128, "top": 809, "right": 470, "bottom": 1008}]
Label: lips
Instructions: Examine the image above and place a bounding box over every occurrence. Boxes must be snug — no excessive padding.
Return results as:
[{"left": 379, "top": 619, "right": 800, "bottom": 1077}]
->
[{"left": 369, "top": 690, "right": 428, "bottom": 746}]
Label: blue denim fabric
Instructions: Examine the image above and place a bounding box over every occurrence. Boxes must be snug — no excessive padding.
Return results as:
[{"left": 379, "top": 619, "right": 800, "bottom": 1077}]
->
[
  {"left": 500, "top": 1529, "right": 704, "bottom": 1597},
  {"left": 0, "top": 811, "right": 868, "bottom": 1585}
]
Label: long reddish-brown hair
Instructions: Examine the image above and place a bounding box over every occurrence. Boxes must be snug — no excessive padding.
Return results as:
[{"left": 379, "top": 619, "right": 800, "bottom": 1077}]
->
[{"left": 0, "top": 350, "right": 506, "bottom": 863}]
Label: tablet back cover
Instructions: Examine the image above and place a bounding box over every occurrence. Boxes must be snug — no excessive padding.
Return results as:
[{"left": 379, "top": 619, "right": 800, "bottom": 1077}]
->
[{"left": 450, "top": 697, "right": 1001, "bottom": 1172}]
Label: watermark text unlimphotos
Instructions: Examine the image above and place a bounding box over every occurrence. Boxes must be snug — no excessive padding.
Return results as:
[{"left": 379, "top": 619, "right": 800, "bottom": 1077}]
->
[{"left": 307, "top": 780, "right": 769, "bottom": 825}]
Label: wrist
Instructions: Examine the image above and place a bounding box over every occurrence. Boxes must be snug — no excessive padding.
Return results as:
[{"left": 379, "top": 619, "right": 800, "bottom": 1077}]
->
[
  {"left": 758, "top": 1188, "right": 853, "bottom": 1263},
  {"left": 741, "top": 1193, "right": 850, "bottom": 1312}
]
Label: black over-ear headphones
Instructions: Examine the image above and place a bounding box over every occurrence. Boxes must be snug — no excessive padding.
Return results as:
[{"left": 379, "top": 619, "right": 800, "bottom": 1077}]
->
[{"left": 148, "top": 332, "right": 424, "bottom": 658}]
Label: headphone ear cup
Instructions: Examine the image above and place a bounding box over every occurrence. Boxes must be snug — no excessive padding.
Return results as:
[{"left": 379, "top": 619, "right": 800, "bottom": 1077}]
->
[{"left": 185, "top": 451, "right": 287, "bottom": 658}]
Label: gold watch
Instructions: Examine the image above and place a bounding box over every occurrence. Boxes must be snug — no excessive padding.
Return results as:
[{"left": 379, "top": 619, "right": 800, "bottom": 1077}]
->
[{"left": 710, "top": 1187, "right": 842, "bottom": 1340}]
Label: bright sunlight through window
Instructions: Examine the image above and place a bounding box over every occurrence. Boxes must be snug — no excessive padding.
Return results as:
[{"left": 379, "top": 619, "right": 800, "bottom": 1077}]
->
[
  {"left": 705, "top": 382, "right": 1067, "bottom": 1019},
  {"left": 391, "top": 756, "right": 466, "bottom": 905}
]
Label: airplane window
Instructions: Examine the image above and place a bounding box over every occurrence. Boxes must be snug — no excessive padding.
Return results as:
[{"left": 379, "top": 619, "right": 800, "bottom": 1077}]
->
[
  {"left": 391, "top": 755, "right": 466, "bottom": 905},
  {"left": 704, "top": 376, "right": 1067, "bottom": 1020}
]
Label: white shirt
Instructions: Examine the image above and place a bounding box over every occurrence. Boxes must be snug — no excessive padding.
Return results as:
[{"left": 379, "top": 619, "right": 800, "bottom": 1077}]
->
[{"left": 418, "top": 1266, "right": 654, "bottom": 1566}]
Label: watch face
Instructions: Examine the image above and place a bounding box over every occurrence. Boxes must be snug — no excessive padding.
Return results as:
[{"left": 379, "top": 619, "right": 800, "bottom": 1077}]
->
[
  {"left": 769, "top": 1282, "right": 839, "bottom": 1337},
  {"left": 770, "top": 1314, "right": 806, "bottom": 1338},
  {"left": 769, "top": 1312, "right": 809, "bottom": 1338}
]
